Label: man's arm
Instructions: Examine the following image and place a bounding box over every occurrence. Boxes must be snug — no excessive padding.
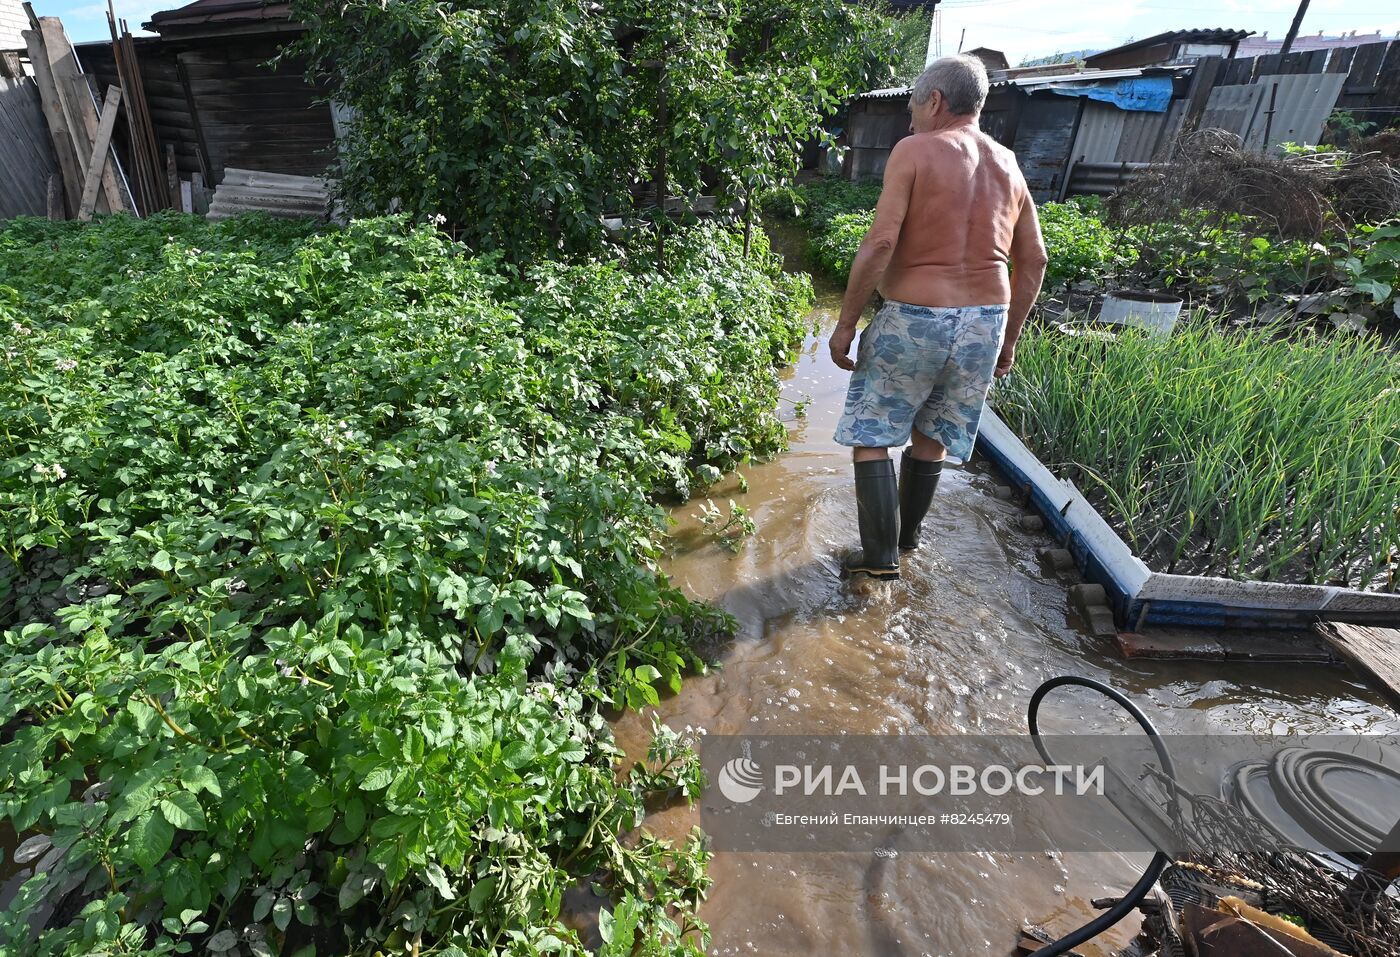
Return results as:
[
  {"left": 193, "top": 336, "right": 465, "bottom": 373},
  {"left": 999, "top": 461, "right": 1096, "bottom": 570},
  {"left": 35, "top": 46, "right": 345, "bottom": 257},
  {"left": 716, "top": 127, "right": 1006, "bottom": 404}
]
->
[
  {"left": 828, "top": 141, "right": 915, "bottom": 371},
  {"left": 996, "top": 192, "right": 1048, "bottom": 377}
]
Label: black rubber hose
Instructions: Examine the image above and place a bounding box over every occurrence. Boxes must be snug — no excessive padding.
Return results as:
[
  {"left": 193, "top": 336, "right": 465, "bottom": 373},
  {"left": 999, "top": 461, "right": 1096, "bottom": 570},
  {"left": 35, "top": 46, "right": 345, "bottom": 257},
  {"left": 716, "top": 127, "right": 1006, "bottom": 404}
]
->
[{"left": 1025, "top": 675, "right": 1176, "bottom": 957}]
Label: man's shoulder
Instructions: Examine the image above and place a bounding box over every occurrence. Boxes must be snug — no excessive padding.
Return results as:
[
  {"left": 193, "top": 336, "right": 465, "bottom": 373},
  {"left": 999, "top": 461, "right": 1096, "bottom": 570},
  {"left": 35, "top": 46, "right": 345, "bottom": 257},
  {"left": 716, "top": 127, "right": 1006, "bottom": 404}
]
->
[
  {"left": 964, "top": 128, "right": 1017, "bottom": 165},
  {"left": 897, "top": 128, "right": 1013, "bottom": 157}
]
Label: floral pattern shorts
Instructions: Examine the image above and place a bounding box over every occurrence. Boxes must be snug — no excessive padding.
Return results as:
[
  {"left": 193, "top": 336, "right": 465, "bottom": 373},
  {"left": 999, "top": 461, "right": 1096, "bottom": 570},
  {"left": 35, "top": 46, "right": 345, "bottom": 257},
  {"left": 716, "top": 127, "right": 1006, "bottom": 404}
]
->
[{"left": 834, "top": 299, "right": 1008, "bottom": 462}]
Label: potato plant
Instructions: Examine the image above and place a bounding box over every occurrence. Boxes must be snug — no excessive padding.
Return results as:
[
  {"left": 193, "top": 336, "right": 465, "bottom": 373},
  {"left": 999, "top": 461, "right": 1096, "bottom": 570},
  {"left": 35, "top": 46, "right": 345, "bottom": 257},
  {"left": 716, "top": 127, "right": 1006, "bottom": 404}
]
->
[{"left": 0, "top": 213, "right": 811, "bottom": 956}]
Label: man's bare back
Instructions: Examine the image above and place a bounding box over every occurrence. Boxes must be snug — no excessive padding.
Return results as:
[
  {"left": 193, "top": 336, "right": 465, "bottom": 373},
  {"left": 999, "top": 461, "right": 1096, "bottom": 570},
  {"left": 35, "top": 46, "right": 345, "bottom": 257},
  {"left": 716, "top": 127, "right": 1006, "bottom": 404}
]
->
[
  {"left": 879, "top": 128, "right": 1026, "bottom": 309},
  {"left": 831, "top": 97, "right": 1047, "bottom": 382}
]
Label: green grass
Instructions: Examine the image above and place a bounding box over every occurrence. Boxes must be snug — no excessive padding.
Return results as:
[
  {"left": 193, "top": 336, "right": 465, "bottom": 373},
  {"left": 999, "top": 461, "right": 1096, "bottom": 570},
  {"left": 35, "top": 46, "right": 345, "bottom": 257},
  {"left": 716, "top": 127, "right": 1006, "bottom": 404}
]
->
[{"left": 993, "top": 317, "right": 1400, "bottom": 590}]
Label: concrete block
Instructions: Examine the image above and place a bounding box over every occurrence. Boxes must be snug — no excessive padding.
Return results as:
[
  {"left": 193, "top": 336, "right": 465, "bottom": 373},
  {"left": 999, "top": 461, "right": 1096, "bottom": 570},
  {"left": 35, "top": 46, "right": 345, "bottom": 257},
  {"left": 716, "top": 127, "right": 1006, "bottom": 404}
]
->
[
  {"left": 1085, "top": 606, "right": 1119, "bottom": 638},
  {"left": 1020, "top": 514, "right": 1046, "bottom": 532},
  {"left": 1068, "top": 582, "right": 1108, "bottom": 616},
  {"left": 1038, "top": 547, "right": 1075, "bottom": 571}
]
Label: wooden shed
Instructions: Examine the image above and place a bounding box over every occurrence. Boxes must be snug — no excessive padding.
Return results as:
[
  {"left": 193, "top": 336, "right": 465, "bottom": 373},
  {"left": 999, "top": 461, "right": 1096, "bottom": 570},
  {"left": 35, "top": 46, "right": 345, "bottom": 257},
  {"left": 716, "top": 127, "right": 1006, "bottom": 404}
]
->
[
  {"left": 1083, "top": 29, "right": 1250, "bottom": 70},
  {"left": 74, "top": 0, "right": 335, "bottom": 187}
]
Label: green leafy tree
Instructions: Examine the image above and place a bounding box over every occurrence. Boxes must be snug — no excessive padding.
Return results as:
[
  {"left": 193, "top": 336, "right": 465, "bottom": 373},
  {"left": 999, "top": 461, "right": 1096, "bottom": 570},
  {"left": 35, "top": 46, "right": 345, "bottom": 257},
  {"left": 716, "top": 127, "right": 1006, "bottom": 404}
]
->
[{"left": 290, "top": 0, "right": 900, "bottom": 261}]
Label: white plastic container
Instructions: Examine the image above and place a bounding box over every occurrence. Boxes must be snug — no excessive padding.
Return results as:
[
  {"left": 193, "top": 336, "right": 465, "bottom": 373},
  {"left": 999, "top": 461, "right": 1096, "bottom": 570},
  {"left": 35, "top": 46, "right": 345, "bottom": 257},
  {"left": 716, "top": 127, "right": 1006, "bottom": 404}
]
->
[{"left": 1098, "top": 290, "right": 1184, "bottom": 336}]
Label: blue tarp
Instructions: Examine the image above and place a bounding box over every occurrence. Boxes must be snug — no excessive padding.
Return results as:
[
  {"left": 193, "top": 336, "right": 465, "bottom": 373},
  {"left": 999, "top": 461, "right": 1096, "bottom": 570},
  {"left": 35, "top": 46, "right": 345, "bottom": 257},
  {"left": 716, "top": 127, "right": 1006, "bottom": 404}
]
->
[{"left": 1048, "top": 76, "right": 1174, "bottom": 113}]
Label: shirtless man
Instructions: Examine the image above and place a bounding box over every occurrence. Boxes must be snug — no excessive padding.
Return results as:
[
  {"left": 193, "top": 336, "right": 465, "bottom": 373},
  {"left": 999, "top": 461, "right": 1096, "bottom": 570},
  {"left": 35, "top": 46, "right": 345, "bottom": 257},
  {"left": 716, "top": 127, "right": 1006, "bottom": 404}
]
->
[{"left": 829, "top": 55, "right": 1048, "bottom": 581}]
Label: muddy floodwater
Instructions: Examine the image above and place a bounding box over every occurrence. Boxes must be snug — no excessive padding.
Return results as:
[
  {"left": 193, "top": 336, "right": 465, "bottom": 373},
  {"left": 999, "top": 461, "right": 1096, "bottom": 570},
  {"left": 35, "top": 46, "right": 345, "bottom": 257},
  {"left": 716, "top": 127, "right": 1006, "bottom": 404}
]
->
[{"left": 611, "top": 235, "right": 1400, "bottom": 957}]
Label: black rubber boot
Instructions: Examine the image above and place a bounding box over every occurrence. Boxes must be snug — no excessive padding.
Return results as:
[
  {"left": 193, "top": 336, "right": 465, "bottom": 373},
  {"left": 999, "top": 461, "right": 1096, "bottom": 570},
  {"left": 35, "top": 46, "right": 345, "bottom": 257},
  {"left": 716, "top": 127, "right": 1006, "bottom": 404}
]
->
[
  {"left": 898, "top": 452, "right": 944, "bottom": 551},
  {"left": 843, "top": 459, "right": 900, "bottom": 580}
]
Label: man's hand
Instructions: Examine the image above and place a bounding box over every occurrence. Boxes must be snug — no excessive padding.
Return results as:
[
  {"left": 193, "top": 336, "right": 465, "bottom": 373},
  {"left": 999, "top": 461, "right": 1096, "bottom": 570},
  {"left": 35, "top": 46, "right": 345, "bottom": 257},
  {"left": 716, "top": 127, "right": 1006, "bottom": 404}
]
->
[
  {"left": 994, "top": 344, "right": 1015, "bottom": 378},
  {"left": 829, "top": 324, "right": 858, "bottom": 372}
]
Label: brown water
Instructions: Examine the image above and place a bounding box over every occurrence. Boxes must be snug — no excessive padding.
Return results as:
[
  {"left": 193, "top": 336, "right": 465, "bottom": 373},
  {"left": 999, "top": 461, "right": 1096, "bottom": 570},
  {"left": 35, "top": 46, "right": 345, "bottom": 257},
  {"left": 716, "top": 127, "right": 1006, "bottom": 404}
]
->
[{"left": 611, "top": 234, "right": 1400, "bottom": 957}]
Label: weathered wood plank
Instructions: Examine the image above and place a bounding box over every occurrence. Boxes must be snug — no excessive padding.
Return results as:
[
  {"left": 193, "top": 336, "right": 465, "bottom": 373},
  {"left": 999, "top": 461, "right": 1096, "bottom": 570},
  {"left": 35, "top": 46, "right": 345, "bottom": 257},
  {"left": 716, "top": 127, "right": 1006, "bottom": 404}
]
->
[
  {"left": 180, "top": 62, "right": 326, "bottom": 85},
  {"left": 1344, "top": 42, "right": 1390, "bottom": 94},
  {"left": 1254, "top": 53, "right": 1285, "bottom": 77},
  {"left": 1325, "top": 47, "right": 1355, "bottom": 74},
  {"left": 47, "top": 173, "right": 63, "bottom": 219},
  {"left": 1314, "top": 622, "right": 1400, "bottom": 710},
  {"left": 78, "top": 86, "right": 121, "bottom": 221},
  {"left": 36, "top": 17, "right": 125, "bottom": 215},
  {"left": 0, "top": 76, "right": 59, "bottom": 216},
  {"left": 1178, "top": 55, "right": 1224, "bottom": 138},
  {"left": 1374, "top": 41, "right": 1400, "bottom": 108},
  {"left": 1219, "top": 57, "right": 1254, "bottom": 85},
  {"left": 22, "top": 29, "right": 81, "bottom": 217},
  {"left": 65, "top": 74, "right": 124, "bottom": 214}
]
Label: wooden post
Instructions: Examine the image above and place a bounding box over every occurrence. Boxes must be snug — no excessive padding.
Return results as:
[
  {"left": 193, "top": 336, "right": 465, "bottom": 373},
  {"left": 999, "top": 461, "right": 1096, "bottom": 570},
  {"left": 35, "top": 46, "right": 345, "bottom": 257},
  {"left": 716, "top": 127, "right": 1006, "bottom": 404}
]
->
[
  {"left": 166, "top": 143, "right": 179, "bottom": 210},
  {"left": 1259, "top": 81, "right": 1280, "bottom": 152},
  {"left": 1176, "top": 55, "right": 1224, "bottom": 146},
  {"left": 1279, "top": 0, "right": 1312, "bottom": 57},
  {"left": 190, "top": 171, "right": 208, "bottom": 215},
  {"left": 742, "top": 196, "right": 754, "bottom": 258},
  {"left": 176, "top": 57, "right": 212, "bottom": 185},
  {"left": 22, "top": 29, "right": 81, "bottom": 217},
  {"left": 46, "top": 174, "right": 63, "bottom": 220},
  {"left": 78, "top": 86, "right": 122, "bottom": 221}
]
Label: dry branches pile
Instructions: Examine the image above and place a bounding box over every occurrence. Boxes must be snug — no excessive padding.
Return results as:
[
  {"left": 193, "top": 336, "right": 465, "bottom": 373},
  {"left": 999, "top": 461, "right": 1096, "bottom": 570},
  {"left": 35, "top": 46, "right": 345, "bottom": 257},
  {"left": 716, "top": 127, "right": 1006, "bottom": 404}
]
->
[{"left": 1108, "top": 129, "right": 1400, "bottom": 240}]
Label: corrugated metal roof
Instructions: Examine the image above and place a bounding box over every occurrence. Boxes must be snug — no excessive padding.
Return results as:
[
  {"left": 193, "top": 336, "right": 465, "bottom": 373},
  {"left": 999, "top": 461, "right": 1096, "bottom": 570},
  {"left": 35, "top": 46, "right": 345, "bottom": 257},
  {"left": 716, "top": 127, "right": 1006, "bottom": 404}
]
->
[
  {"left": 860, "top": 86, "right": 912, "bottom": 100},
  {"left": 857, "top": 68, "right": 1152, "bottom": 101},
  {"left": 1011, "top": 66, "right": 1187, "bottom": 91},
  {"left": 1084, "top": 28, "right": 1252, "bottom": 64},
  {"left": 856, "top": 64, "right": 1194, "bottom": 102}
]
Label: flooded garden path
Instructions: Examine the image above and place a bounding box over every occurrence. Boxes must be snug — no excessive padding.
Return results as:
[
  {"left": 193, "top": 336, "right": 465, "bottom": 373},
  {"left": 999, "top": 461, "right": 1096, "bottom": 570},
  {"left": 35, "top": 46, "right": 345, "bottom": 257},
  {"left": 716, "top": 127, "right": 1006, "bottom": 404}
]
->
[{"left": 610, "top": 234, "right": 1400, "bottom": 956}]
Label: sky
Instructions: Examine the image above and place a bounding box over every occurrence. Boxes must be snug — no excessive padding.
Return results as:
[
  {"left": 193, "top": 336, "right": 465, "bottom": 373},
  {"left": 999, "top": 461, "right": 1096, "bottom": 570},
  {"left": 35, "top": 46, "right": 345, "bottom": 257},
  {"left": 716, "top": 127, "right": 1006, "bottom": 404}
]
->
[
  {"left": 32, "top": 0, "right": 1400, "bottom": 58},
  {"left": 931, "top": 0, "right": 1400, "bottom": 65}
]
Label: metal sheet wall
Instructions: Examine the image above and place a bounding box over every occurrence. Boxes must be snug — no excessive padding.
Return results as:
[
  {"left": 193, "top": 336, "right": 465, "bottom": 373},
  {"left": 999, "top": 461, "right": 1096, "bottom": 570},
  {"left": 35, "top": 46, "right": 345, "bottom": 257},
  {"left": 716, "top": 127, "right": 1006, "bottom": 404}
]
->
[
  {"left": 1068, "top": 102, "right": 1123, "bottom": 163},
  {"left": 1201, "top": 72, "right": 1345, "bottom": 149},
  {"left": 1117, "top": 100, "right": 1181, "bottom": 161},
  {"left": 1245, "top": 72, "right": 1345, "bottom": 149},
  {"left": 1198, "top": 82, "right": 1262, "bottom": 138}
]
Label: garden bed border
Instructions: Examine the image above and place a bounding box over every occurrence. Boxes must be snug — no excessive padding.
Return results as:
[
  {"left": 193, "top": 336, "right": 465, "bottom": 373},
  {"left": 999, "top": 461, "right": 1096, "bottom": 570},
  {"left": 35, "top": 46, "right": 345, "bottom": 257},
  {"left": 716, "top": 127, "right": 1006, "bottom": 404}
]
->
[{"left": 977, "top": 410, "right": 1400, "bottom": 631}]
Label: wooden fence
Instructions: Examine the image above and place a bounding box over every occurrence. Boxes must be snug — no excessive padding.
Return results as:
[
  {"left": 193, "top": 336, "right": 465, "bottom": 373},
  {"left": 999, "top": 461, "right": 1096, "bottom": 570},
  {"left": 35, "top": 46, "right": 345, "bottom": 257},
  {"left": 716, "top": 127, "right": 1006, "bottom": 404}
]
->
[{"left": 0, "top": 74, "right": 58, "bottom": 218}]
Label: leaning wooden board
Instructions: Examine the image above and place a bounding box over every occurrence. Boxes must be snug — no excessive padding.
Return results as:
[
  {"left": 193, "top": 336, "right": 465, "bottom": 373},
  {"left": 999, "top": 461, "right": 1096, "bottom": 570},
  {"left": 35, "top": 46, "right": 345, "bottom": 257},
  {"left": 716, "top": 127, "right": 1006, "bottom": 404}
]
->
[{"left": 1313, "top": 622, "right": 1400, "bottom": 711}]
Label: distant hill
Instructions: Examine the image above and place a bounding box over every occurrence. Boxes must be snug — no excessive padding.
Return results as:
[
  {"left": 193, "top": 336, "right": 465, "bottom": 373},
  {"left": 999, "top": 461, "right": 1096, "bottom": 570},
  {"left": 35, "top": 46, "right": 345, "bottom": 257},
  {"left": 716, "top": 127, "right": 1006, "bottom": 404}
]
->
[{"left": 1018, "top": 49, "right": 1099, "bottom": 67}]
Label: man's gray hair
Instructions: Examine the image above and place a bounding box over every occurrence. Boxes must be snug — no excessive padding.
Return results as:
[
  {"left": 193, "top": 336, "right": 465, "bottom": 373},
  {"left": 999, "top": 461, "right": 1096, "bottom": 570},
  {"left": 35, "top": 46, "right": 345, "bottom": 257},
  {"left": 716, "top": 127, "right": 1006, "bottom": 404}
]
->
[{"left": 912, "top": 55, "right": 989, "bottom": 115}]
